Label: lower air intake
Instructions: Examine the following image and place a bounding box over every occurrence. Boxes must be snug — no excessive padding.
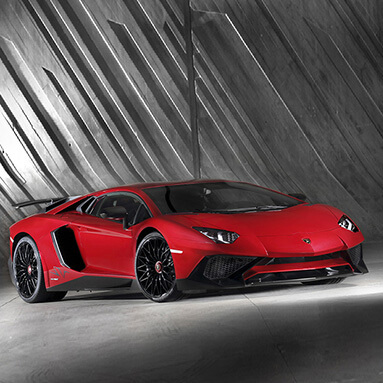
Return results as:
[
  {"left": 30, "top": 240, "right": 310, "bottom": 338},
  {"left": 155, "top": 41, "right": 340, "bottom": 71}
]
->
[
  {"left": 347, "top": 244, "right": 362, "bottom": 265},
  {"left": 203, "top": 256, "right": 254, "bottom": 280}
]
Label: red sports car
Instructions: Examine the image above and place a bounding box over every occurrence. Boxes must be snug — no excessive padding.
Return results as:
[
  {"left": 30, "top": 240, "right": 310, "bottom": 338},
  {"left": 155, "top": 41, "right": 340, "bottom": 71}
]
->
[{"left": 9, "top": 180, "right": 367, "bottom": 303}]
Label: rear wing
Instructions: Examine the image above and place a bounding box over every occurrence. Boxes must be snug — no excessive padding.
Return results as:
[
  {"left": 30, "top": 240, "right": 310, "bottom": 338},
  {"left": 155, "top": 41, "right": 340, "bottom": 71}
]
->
[{"left": 12, "top": 197, "right": 80, "bottom": 212}]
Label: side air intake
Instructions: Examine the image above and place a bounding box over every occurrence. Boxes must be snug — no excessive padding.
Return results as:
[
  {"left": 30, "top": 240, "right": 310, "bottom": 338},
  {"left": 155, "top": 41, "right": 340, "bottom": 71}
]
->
[{"left": 52, "top": 226, "right": 85, "bottom": 271}]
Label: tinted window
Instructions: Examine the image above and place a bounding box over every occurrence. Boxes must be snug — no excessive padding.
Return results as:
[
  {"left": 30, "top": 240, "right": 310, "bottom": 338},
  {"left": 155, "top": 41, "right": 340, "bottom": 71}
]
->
[
  {"left": 90, "top": 193, "right": 151, "bottom": 225},
  {"left": 143, "top": 182, "right": 303, "bottom": 214}
]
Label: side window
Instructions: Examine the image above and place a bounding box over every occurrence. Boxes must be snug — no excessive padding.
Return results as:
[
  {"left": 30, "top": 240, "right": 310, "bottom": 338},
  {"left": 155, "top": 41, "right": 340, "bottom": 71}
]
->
[{"left": 89, "top": 193, "right": 151, "bottom": 226}]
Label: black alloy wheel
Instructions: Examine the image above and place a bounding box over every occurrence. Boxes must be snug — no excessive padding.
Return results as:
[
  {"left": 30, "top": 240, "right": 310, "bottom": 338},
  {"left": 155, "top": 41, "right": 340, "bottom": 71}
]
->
[
  {"left": 135, "top": 232, "right": 182, "bottom": 302},
  {"left": 13, "top": 236, "right": 67, "bottom": 303}
]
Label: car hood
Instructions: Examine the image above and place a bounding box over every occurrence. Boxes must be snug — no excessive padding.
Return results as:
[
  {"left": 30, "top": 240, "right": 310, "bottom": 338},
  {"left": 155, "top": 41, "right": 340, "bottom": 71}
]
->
[{"left": 164, "top": 204, "right": 339, "bottom": 236}]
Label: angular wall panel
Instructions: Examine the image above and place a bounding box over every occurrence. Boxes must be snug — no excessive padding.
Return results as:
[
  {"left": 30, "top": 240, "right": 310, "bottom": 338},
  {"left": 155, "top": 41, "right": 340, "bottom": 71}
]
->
[
  {"left": 0, "top": 0, "right": 382, "bottom": 269},
  {"left": 190, "top": 0, "right": 383, "bottom": 239}
]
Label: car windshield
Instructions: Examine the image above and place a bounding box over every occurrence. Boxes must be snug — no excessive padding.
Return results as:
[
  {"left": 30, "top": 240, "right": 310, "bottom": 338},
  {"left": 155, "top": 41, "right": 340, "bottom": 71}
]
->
[{"left": 143, "top": 182, "right": 303, "bottom": 214}]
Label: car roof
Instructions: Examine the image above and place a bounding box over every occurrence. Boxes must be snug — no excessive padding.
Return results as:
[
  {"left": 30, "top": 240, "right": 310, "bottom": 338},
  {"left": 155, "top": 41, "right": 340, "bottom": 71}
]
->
[
  {"left": 46, "top": 179, "right": 238, "bottom": 215},
  {"left": 98, "top": 179, "right": 236, "bottom": 193}
]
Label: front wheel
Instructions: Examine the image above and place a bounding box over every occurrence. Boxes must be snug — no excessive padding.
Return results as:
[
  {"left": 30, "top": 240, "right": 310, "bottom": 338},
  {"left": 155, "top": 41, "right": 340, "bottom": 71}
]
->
[
  {"left": 135, "top": 232, "right": 183, "bottom": 302},
  {"left": 13, "top": 236, "right": 67, "bottom": 303}
]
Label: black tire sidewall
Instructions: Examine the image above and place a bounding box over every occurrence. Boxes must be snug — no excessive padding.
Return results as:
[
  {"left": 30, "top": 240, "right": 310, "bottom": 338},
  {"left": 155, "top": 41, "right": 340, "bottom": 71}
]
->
[{"left": 13, "top": 236, "right": 46, "bottom": 303}]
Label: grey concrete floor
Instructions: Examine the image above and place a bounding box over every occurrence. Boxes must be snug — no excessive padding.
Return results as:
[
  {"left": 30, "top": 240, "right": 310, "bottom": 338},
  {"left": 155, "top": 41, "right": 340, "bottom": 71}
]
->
[{"left": 1, "top": 242, "right": 383, "bottom": 383}]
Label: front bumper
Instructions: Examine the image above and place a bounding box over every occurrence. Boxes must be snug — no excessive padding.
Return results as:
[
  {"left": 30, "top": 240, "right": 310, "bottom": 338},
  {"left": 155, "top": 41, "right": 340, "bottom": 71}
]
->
[{"left": 176, "top": 244, "right": 368, "bottom": 292}]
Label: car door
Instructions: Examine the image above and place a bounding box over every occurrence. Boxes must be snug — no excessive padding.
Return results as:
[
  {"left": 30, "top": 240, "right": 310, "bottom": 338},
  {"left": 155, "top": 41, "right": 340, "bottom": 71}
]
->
[{"left": 68, "top": 192, "right": 151, "bottom": 276}]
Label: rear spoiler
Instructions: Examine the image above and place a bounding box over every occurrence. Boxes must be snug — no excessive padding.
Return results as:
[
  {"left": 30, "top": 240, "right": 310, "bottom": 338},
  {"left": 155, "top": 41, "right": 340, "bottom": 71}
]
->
[{"left": 12, "top": 196, "right": 80, "bottom": 212}]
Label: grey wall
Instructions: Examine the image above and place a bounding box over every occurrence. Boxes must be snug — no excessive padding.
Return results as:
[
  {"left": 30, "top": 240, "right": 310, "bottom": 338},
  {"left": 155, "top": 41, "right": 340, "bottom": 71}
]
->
[{"left": 0, "top": 0, "right": 382, "bottom": 269}]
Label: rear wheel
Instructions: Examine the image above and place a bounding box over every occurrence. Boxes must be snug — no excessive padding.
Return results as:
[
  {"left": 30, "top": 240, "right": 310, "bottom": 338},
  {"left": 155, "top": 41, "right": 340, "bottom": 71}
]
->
[
  {"left": 302, "top": 277, "right": 345, "bottom": 286},
  {"left": 13, "top": 236, "right": 67, "bottom": 303},
  {"left": 135, "top": 232, "right": 183, "bottom": 302}
]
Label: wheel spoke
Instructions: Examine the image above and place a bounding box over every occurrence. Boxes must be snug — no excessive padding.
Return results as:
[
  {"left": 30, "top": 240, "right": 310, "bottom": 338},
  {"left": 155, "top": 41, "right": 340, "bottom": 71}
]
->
[
  {"left": 145, "top": 276, "right": 154, "bottom": 291},
  {"left": 14, "top": 241, "right": 39, "bottom": 299},
  {"left": 138, "top": 272, "right": 150, "bottom": 283},
  {"left": 159, "top": 243, "right": 169, "bottom": 259},
  {"left": 159, "top": 275, "right": 171, "bottom": 289},
  {"left": 161, "top": 272, "right": 174, "bottom": 284}
]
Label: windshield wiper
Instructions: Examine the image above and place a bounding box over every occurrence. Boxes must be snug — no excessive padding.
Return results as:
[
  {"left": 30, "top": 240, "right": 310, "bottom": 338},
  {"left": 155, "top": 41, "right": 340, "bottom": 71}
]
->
[
  {"left": 216, "top": 205, "right": 290, "bottom": 213},
  {"left": 255, "top": 205, "right": 290, "bottom": 211},
  {"left": 193, "top": 209, "right": 233, "bottom": 214},
  {"left": 175, "top": 205, "right": 291, "bottom": 215}
]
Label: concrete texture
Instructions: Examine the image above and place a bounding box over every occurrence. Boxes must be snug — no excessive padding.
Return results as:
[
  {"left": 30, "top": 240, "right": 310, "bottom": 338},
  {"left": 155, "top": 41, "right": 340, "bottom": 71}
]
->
[{"left": 1, "top": 242, "right": 383, "bottom": 383}]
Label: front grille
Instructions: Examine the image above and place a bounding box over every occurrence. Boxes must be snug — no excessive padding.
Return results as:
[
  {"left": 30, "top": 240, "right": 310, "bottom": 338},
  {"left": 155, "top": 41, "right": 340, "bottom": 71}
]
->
[
  {"left": 347, "top": 245, "right": 362, "bottom": 265},
  {"left": 269, "top": 252, "right": 341, "bottom": 265},
  {"left": 203, "top": 256, "right": 255, "bottom": 280}
]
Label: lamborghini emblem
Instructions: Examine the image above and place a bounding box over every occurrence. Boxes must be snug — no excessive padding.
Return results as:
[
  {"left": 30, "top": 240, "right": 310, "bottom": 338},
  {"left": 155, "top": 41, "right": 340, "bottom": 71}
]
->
[{"left": 303, "top": 238, "right": 311, "bottom": 244}]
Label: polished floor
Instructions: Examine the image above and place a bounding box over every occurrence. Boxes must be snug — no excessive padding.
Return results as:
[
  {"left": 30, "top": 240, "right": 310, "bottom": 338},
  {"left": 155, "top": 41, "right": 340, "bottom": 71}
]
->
[{"left": 1, "top": 242, "right": 383, "bottom": 383}]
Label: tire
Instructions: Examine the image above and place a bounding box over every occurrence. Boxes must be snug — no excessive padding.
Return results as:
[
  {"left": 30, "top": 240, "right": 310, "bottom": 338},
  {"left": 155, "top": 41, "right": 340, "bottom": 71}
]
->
[
  {"left": 302, "top": 277, "right": 345, "bottom": 286},
  {"left": 135, "top": 232, "right": 183, "bottom": 302},
  {"left": 13, "top": 236, "right": 67, "bottom": 303}
]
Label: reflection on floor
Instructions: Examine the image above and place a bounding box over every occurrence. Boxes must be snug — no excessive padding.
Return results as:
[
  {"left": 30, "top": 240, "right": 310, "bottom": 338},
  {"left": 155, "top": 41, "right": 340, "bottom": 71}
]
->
[{"left": 1, "top": 242, "right": 383, "bottom": 383}]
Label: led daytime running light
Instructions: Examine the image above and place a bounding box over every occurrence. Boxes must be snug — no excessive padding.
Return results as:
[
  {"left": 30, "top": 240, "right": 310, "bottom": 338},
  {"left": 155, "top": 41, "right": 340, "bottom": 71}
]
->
[{"left": 193, "top": 227, "right": 239, "bottom": 244}]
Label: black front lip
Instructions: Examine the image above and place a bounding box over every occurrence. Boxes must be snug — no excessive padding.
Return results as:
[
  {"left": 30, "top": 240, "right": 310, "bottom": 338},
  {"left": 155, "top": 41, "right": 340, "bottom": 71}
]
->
[
  {"left": 177, "top": 266, "right": 356, "bottom": 291},
  {"left": 176, "top": 266, "right": 360, "bottom": 292},
  {"left": 176, "top": 244, "right": 368, "bottom": 292},
  {"left": 245, "top": 266, "right": 355, "bottom": 285}
]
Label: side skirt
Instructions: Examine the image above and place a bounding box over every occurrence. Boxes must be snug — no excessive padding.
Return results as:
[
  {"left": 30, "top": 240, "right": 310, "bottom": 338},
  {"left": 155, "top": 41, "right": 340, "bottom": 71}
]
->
[{"left": 47, "top": 276, "right": 133, "bottom": 291}]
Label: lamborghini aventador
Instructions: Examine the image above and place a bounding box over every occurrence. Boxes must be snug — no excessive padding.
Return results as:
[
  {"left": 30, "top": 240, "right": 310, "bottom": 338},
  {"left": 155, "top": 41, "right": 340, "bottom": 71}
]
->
[{"left": 9, "top": 180, "right": 367, "bottom": 303}]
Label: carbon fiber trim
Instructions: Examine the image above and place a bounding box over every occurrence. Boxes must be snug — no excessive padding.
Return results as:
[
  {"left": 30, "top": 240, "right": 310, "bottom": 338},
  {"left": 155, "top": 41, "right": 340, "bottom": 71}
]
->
[
  {"left": 246, "top": 265, "right": 354, "bottom": 285},
  {"left": 47, "top": 276, "right": 132, "bottom": 291}
]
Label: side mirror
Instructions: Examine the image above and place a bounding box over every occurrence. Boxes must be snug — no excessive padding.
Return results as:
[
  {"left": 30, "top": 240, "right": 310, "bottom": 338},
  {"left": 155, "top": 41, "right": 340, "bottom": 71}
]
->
[{"left": 288, "top": 193, "right": 307, "bottom": 202}]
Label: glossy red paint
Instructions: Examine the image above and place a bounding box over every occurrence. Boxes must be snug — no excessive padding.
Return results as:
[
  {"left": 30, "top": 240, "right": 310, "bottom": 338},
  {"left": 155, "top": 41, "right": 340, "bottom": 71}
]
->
[{"left": 9, "top": 180, "right": 367, "bottom": 300}]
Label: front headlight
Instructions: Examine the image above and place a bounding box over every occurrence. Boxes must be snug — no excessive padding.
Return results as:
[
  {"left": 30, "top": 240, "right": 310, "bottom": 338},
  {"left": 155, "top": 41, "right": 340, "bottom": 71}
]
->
[
  {"left": 193, "top": 227, "right": 239, "bottom": 244},
  {"left": 338, "top": 215, "right": 358, "bottom": 232}
]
